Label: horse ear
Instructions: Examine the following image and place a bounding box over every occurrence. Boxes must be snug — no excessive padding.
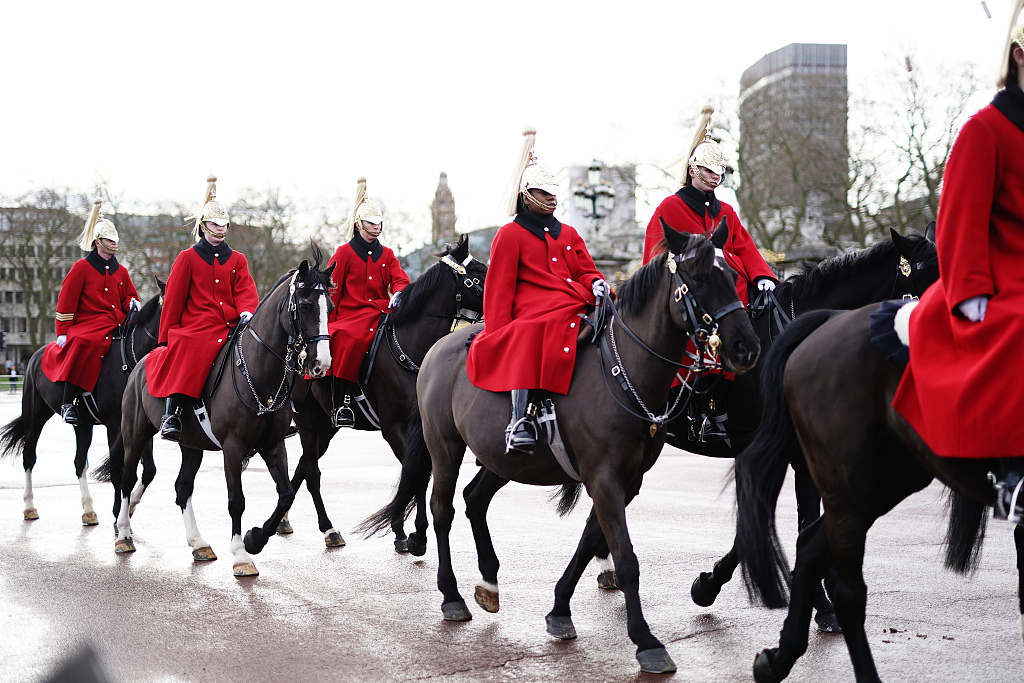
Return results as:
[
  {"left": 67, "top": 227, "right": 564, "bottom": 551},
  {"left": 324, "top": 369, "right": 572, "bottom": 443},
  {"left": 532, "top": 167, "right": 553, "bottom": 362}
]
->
[
  {"left": 452, "top": 233, "right": 469, "bottom": 261},
  {"left": 298, "top": 260, "right": 310, "bottom": 280},
  {"left": 324, "top": 262, "right": 336, "bottom": 279},
  {"left": 710, "top": 216, "right": 729, "bottom": 250},
  {"left": 889, "top": 227, "right": 910, "bottom": 255},
  {"left": 155, "top": 277, "right": 166, "bottom": 294},
  {"left": 659, "top": 216, "right": 688, "bottom": 254},
  {"left": 924, "top": 220, "right": 936, "bottom": 242}
]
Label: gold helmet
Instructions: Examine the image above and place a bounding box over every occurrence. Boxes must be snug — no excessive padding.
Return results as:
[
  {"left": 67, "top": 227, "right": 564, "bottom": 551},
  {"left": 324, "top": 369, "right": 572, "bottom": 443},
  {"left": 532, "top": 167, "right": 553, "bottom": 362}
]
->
[
  {"left": 78, "top": 198, "right": 119, "bottom": 252},
  {"left": 348, "top": 177, "right": 384, "bottom": 239},
  {"left": 504, "top": 126, "right": 559, "bottom": 216},
  {"left": 998, "top": 0, "right": 1024, "bottom": 88},
  {"left": 191, "top": 174, "right": 229, "bottom": 241},
  {"left": 685, "top": 105, "right": 726, "bottom": 186}
]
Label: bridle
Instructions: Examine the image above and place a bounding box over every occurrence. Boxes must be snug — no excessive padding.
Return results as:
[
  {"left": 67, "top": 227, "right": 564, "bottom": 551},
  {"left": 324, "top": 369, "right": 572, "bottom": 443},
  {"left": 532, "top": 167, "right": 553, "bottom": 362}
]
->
[
  {"left": 115, "top": 298, "right": 161, "bottom": 375},
  {"left": 598, "top": 249, "right": 746, "bottom": 429},
  {"left": 233, "top": 269, "right": 331, "bottom": 414}
]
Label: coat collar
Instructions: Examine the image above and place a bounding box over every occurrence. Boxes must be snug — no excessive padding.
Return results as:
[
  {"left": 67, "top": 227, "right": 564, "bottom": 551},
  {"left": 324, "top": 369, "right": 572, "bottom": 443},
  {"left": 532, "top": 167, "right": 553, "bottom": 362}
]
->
[
  {"left": 513, "top": 209, "right": 562, "bottom": 240},
  {"left": 349, "top": 232, "right": 384, "bottom": 262},
  {"left": 85, "top": 249, "right": 120, "bottom": 275},
  {"left": 675, "top": 184, "right": 722, "bottom": 218},
  {"left": 193, "top": 237, "right": 232, "bottom": 265},
  {"left": 993, "top": 84, "right": 1024, "bottom": 135}
]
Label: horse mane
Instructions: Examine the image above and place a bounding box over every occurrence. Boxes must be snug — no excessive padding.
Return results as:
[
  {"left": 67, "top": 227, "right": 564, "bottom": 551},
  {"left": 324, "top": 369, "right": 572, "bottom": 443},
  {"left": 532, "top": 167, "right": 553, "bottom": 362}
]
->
[
  {"left": 388, "top": 260, "right": 449, "bottom": 326},
  {"left": 786, "top": 233, "right": 931, "bottom": 300},
  {"left": 617, "top": 238, "right": 716, "bottom": 316}
]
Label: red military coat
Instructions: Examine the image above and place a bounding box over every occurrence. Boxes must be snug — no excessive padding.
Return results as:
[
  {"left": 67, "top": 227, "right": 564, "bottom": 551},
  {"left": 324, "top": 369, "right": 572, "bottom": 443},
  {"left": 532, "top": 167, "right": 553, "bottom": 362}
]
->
[
  {"left": 893, "top": 98, "right": 1024, "bottom": 458},
  {"left": 327, "top": 234, "right": 409, "bottom": 382},
  {"left": 467, "top": 214, "right": 604, "bottom": 394},
  {"left": 146, "top": 238, "right": 259, "bottom": 398},
  {"left": 643, "top": 185, "right": 776, "bottom": 306},
  {"left": 41, "top": 251, "right": 139, "bottom": 391}
]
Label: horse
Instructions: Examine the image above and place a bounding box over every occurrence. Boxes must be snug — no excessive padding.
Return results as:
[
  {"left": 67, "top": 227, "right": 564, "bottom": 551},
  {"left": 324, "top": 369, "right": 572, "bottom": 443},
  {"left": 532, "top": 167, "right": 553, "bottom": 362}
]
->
[
  {"left": 734, "top": 303, "right": 1024, "bottom": 683},
  {"left": 589, "top": 225, "right": 939, "bottom": 629},
  {"left": 410, "top": 218, "right": 760, "bottom": 673},
  {"left": 281, "top": 234, "right": 486, "bottom": 552},
  {"left": 114, "top": 249, "right": 334, "bottom": 576},
  {"left": 0, "top": 284, "right": 164, "bottom": 528}
]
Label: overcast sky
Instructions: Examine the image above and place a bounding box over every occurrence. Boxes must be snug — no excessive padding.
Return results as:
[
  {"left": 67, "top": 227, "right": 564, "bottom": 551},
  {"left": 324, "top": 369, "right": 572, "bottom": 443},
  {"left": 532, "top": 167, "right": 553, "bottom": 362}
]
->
[{"left": 1, "top": 1, "right": 1017, "bottom": 242}]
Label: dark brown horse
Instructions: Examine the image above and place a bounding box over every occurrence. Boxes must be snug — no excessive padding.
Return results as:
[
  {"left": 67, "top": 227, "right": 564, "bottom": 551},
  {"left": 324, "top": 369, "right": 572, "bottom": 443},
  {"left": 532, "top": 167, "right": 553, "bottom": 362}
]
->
[
  {"left": 412, "top": 219, "right": 760, "bottom": 673},
  {"left": 735, "top": 303, "right": 1024, "bottom": 683},
  {"left": 283, "top": 234, "right": 486, "bottom": 550},
  {"left": 0, "top": 285, "right": 164, "bottom": 528},
  {"left": 114, "top": 250, "right": 334, "bottom": 576}
]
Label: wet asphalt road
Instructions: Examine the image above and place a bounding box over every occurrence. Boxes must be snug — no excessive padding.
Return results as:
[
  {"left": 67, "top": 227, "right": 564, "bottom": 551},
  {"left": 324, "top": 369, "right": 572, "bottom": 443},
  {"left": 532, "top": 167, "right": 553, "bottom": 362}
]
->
[{"left": 0, "top": 392, "right": 1022, "bottom": 683}]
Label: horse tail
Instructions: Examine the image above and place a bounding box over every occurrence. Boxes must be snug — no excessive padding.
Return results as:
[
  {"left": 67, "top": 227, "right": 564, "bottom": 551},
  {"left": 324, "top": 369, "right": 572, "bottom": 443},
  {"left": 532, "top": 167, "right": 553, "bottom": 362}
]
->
[
  {"left": 735, "top": 309, "right": 837, "bottom": 609},
  {"left": 91, "top": 433, "right": 122, "bottom": 484},
  {"left": 551, "top": 482, "right": 583, "bottom": 517},
  {"left": 942, "top": 489, "right": 987, "bottom": 575},
  {"left": 0, "top": 415, "right": 26, "bottom": 462},
  {"left": 355, "top": 414, "right": 432, "bottom": 538}
]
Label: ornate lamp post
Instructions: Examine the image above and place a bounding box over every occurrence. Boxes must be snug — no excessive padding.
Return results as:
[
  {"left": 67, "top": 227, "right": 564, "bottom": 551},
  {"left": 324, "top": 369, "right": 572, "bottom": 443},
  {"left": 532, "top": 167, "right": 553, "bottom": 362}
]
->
[{"left": 572, "top": 160, "right": 616, "bottom": 227}]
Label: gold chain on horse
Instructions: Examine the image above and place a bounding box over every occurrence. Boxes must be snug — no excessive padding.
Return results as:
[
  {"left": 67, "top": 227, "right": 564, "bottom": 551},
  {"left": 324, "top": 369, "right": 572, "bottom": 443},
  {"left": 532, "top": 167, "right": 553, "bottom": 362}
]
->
[
  {"left": 608, "top": 316, "right": 687, "bottom": 424},
  {"left": 235, "top": 330, "right": 290, "bottom": 415}
]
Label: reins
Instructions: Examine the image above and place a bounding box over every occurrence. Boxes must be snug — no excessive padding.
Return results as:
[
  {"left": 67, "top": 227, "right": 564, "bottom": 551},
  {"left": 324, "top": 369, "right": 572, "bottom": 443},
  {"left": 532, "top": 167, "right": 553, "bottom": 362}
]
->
[{"left": 116, "top": 300, "right": 161, "bottom": 375}]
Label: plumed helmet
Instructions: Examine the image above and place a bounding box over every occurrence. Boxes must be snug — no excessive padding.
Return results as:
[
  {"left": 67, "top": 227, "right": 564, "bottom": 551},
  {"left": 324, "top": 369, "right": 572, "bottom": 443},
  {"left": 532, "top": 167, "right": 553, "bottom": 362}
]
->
[
  {"left": 504, "top": 126, "right": 559, "bottom": 216},
  {"left": 190, "top": 174, "right": 228, "bottom": 241},
  {"left": 685, "top": 105, "right": 726, "bottom": 182},
  {"left": 348, "top": 177, "right": 384, "bottom": 239},
  {"left": 77, "top": 198, "right": 119, "bottom": 251}
]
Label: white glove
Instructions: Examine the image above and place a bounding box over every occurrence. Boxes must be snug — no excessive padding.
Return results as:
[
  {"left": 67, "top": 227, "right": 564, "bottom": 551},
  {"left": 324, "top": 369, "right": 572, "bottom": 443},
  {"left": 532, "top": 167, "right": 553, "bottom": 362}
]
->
[
  {"left": 129, "top": 298, "right": 141, "bottom": 312},
  {"left": 757, "top": 279, "right": 776, "bottom": 291},
  {"left": 239, "top": 311, "right": 253, "bottom": 324},
  {"left": 957, "top": 295, "right": 988, "bottom": 322},
  {"left": 592, "top": 279, "right": 608, "bottom": 299},
  {"left": 389, "top": 290, "right": 403, "bottom": 308},
  {"left": 56, "top": 335, "right": 67, "bottom": 348}
]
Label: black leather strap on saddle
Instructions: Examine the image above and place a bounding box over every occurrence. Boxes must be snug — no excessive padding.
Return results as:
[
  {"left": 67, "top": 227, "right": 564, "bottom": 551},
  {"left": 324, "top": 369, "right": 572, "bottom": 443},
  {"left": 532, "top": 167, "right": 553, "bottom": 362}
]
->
[
  {"left": 749, "top": 287, "right": 791, "bottom": 342},
  {"left": 361, "top": 312, "right": 389, "bottom": 385},
  {"left": 211, "top": 320, "right": 248, "bottom": 395}
]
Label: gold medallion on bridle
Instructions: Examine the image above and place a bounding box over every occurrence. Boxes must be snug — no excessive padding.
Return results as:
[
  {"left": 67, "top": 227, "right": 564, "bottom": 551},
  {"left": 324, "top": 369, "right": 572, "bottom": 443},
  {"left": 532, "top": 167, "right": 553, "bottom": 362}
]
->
[{"left": 649, "top": 423, "right": 657, "bottom": 437}]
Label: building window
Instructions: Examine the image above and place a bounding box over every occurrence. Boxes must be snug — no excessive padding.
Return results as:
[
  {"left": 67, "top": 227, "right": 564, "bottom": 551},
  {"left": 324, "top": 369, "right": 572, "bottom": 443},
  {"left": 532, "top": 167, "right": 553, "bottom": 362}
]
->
[
  {"left": 0, "top": 268, "right": 5, "bottom": 280},
  {"left": 27, "top": 246, "right": 34, "bottom": 257},
  {"left": 0, "top": 318, "right": 8, "bottom": 333},
  {"left": 16, "top": 318, "right": 26, "bottom": 333},
  {"left": 3, "top": 292, "right": 11, "bottom": 304},
  {"left": 15, "top": 291, "right": 22, "bottom": 304}
]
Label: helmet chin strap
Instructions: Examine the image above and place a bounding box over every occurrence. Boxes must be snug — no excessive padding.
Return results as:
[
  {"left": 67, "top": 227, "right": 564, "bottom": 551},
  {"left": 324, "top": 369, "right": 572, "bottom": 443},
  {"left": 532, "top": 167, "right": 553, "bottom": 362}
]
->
[
  {"left": 361, "top": 223, "right": 383, "bottom": 238},
  {"left": 690, "top": 163, "right": 721, "bottom": 190}
]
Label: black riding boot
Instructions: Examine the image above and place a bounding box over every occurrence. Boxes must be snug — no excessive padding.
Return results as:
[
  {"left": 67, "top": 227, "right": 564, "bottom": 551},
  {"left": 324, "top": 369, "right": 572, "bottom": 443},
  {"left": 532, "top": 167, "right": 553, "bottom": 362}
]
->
[
  {"left": 160, "top": 394, "right": 186, "bottom": 442},
  {"left": 331, "top": 380, "right": 356, "bottom": 429},
  {"left": 505, "top": 389, "right": 538, "bottom": 455},
  {"left": 689, "top": 378, "right": 729, "bottom": 442},
  {"left": 990, "top": 463, "right": 1024, "bottom": 524},
  {"left": 60, "top": 382, "right": 83, "bottom": 425}
]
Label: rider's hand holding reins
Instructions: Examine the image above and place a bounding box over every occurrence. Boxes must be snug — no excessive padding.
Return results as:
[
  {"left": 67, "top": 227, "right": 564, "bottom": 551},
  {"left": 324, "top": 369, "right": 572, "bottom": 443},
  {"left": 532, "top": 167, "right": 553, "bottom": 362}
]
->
[
  {"left": 56, "top": 335, "right": 67, "bottom": 348},
  {"left": 957, "top": 295, "right": 988, "bottom": 322}
]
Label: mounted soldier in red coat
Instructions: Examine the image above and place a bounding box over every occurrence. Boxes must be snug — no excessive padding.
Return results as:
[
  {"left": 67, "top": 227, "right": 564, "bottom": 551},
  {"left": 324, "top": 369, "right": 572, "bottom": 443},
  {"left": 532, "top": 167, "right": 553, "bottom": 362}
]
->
[
  {"left": 466, "top": 127, "right": 608, "bottom": 454},
  {"left": 893, "top": 7, "right": 1024, "bottom": 522},
  {"left": 325, "top": 177, "right": 410, "bottom": 428},
  {"left": 642, "top": 105, "right": 778, "bottom": 441},
  {"left": 145, "top": 175, "right": 260, "bottom": 441},
  {"left": 41, "top": 198, "right": 140, "bottom": 424}
]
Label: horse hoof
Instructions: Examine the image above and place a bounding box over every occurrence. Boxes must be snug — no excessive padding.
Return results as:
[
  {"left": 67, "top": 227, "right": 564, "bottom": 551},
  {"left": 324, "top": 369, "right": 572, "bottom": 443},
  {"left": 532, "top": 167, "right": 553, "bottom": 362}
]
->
[
  {"left": 394, "top": 538, "right": 409, "bottom": 553},
  {"left": 636, "top": 647, "right": 677, "bottom": 674},
  {"left": 441, "top": 600, "right": 472, "bottom": 621},
  {"left": 597, "top": 569, "right": 619, "bottom": 590},
  {"left": 407, "top": 538, "right": 427, "bottom": 557},
  {"left": 814, "top": 609, "right": 842, "bottom": 633},
  {"left": 23, "top": 508, "right": 39, "bottom": 521},
  {"left": 82, "top": 511, "right": 99, "bottom": 526},
  {"left": 753, "top": 648, "right": 782, "bottom": 683},
  {"left": 691, "top": 572, "right": 721, "bottom": 607},
  {"left": 276, "top": 519, "right": 294, "bottom": 535},
  {"left": 114, "top": 538, "right": 136, "bottom": 554},
  {"left": 325, "top": 531, "right": 346, "bottom": 548},
  {"left": 474, "top": 585, "right": 499, "bottom": 613},
  {"left": 545, "top": 614, "right": 577, "bottom": 640},
  {"left": 233, "top": 562, "right": 259, "bottom": 577},
  {"left": 192, "top": 546, "right": 217, "bottom": 562},
  {"left": 243, "top": 528, "right": 264, "bottom": 555}
]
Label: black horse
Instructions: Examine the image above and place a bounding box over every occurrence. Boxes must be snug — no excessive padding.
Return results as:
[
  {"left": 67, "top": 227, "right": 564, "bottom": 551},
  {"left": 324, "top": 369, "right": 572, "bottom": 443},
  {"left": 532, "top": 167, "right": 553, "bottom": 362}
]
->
[
  {"left": 735, "top": 303, "right": 1024, "bottom": 683},
  {"left": 410, "top": 219, "right": 759, "bottom": 673},
  {"left": 0, "top": 284, "right": 164, "bottom": 527},
  {"left": 283, "top": 234, "right": 486, "bottom": 551},
  {"left": 114, "top": 251, "right": 334, "bottom": 576},
  {"left": 592, "top": 226, "right": 939, "bottom": 626}
]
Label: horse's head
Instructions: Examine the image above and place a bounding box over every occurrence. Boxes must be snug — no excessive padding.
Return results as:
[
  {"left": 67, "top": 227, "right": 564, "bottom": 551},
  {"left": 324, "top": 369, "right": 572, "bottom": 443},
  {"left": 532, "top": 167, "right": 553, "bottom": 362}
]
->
[
  {"left": 278, "top": 243, "right": 335, "bottom": 378},
  {"left": 439, "top": 233, "right": 486, "bottom": 318},
  {"left": 890, "top": 224, "right": 939, "bottom": 300},
  {"left": 661, "top": 216, "right": 760, "bottom": 373}
]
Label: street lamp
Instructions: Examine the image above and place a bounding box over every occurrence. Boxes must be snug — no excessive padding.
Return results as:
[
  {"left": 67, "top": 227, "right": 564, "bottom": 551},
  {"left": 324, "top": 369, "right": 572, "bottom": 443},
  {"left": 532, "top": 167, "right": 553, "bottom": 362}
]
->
[{"left": 573, "top": 160, "right": 616, "bottom": 221}]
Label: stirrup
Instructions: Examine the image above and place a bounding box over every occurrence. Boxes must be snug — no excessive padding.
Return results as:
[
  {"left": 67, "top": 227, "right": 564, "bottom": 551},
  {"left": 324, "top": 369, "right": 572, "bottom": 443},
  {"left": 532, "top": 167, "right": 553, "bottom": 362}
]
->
[
  {"left": 331, "top": 405, "right": 355, "bottom": 429},
  {"left": 688, "top": 412, "right": 728, "bottom": 442},
  {"left": 990, "top": 472, "right": 1024, "bottom": 524},
  {"left": 159, "top": 414, "right": 182, "bottom": 442},
  {"left": 60, "top": 403, "right": 79, "bottom": 426},
  {"left": 505, "top": 417, "right": 538, "bottom": 454}
]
